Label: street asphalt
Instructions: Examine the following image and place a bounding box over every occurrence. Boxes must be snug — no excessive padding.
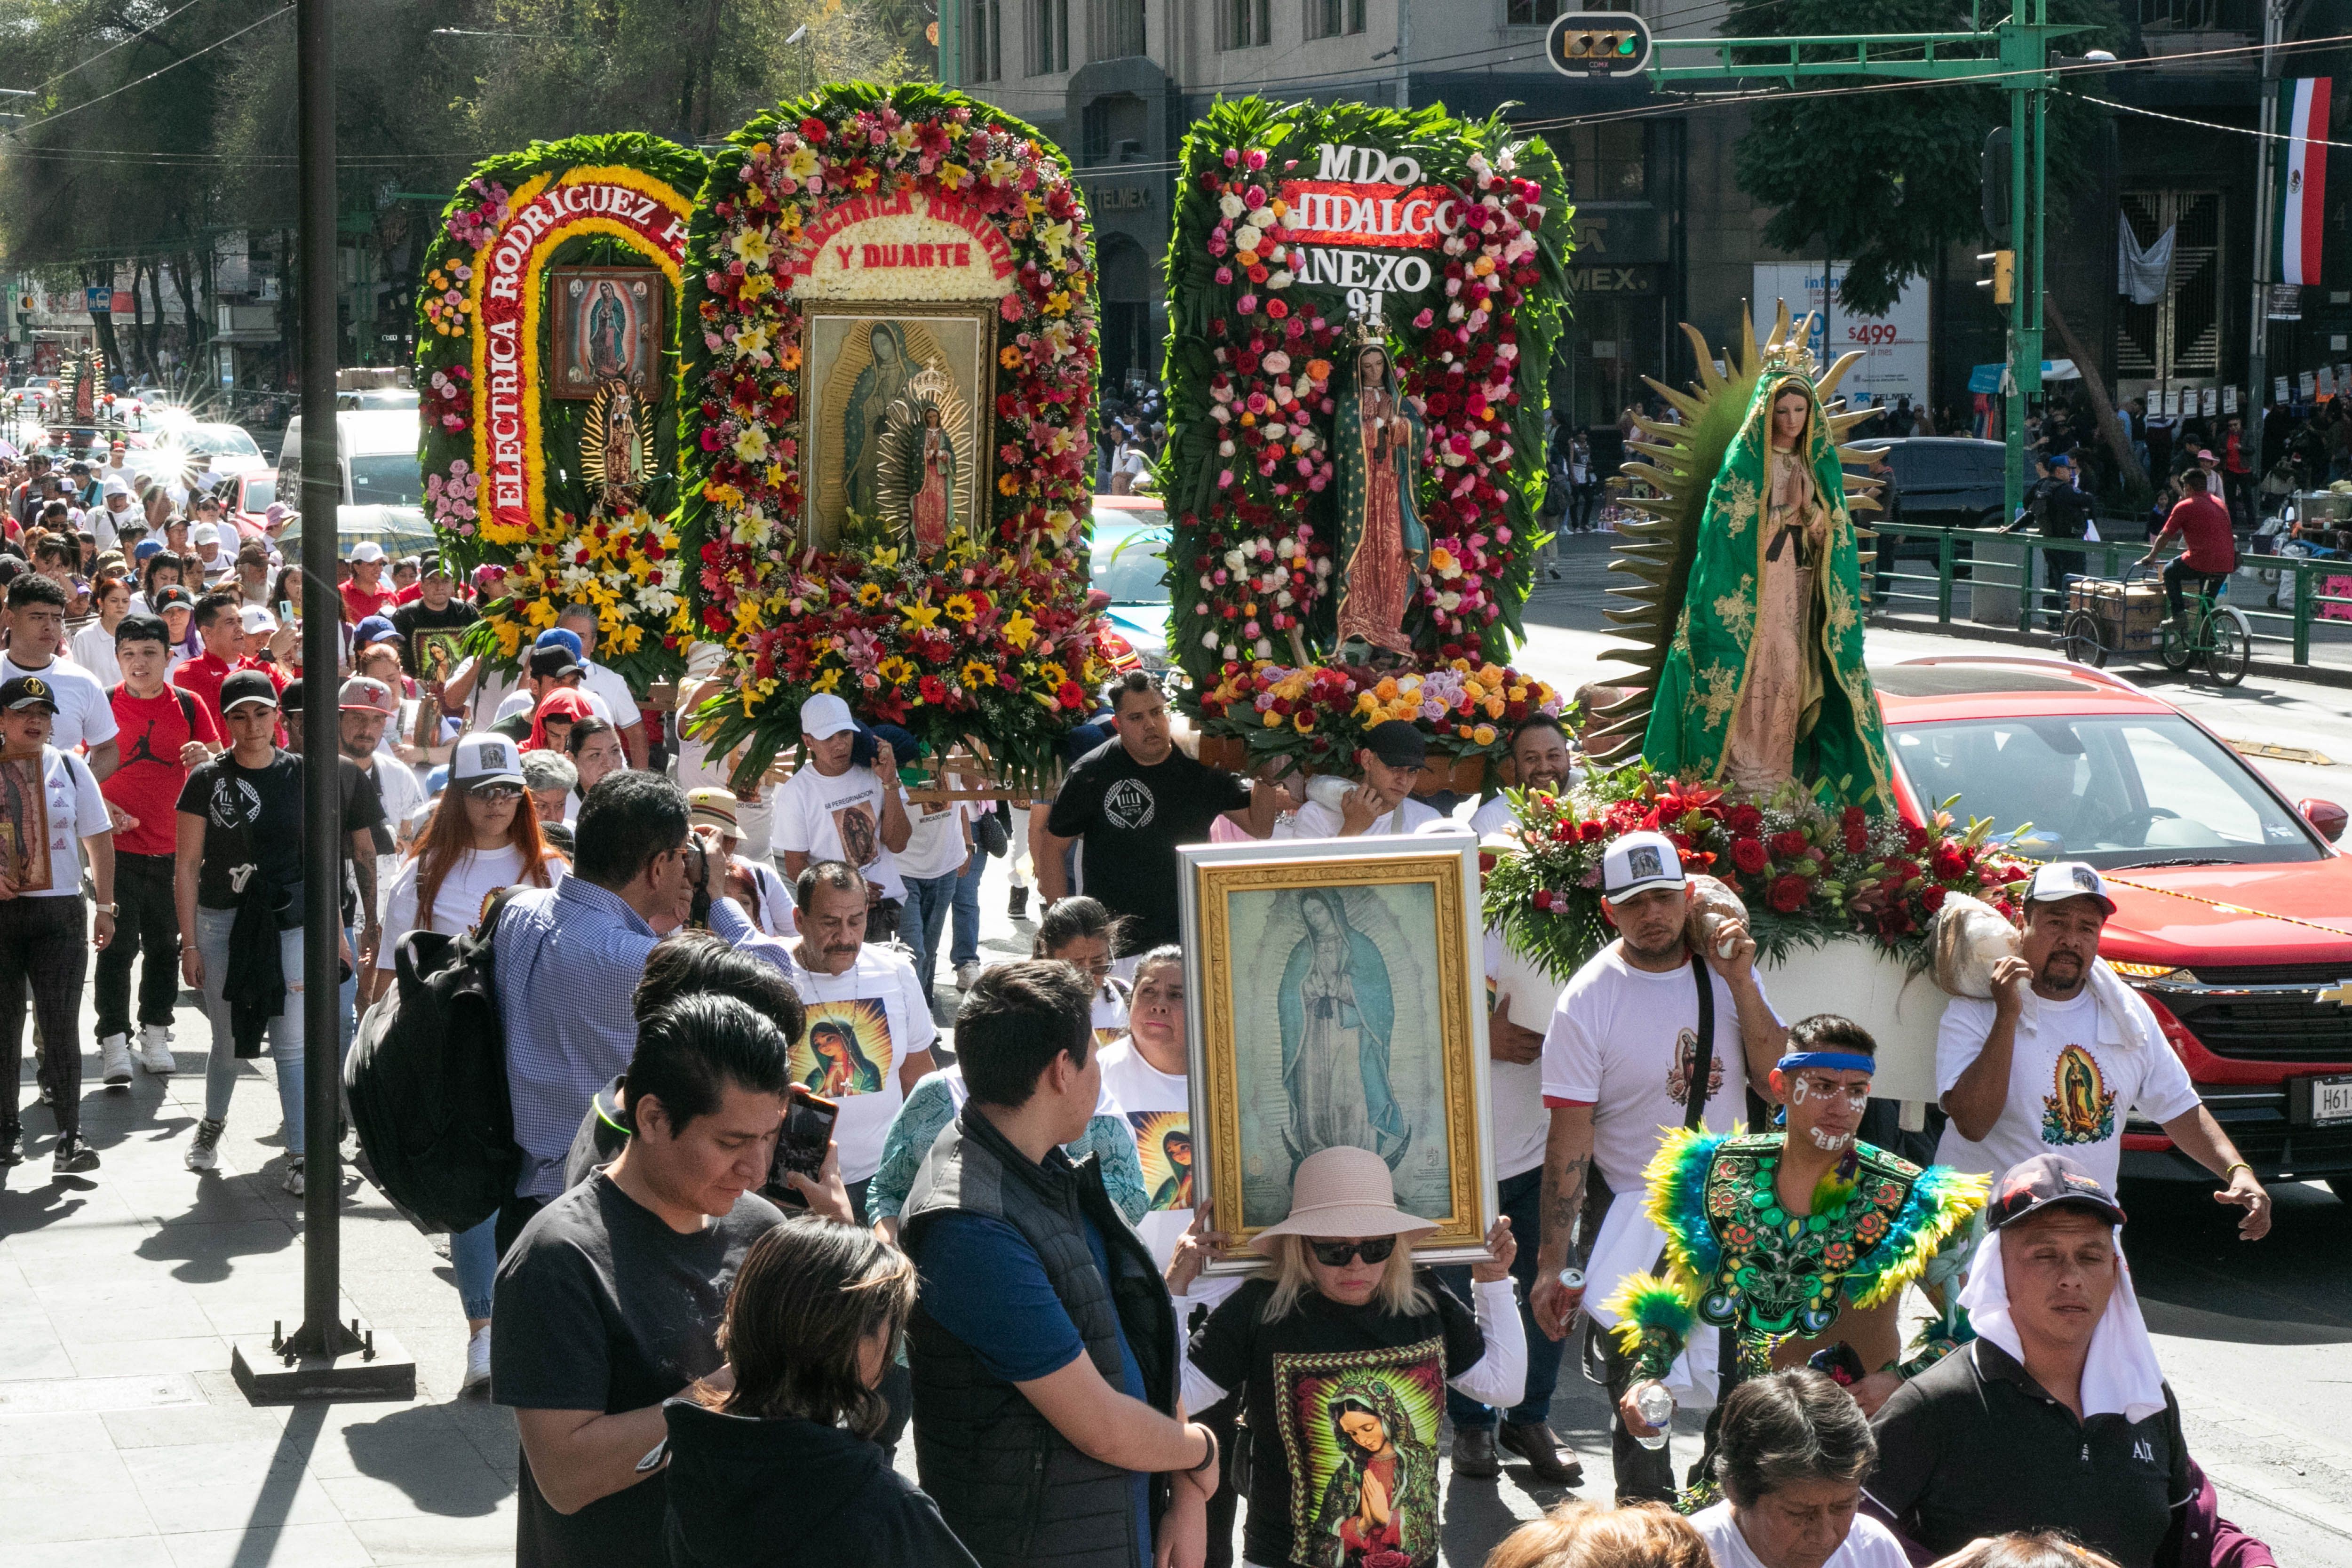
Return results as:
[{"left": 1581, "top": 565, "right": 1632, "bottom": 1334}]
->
[{"left": 1, "top": 530, "right": 2348, "bottom": 1563}]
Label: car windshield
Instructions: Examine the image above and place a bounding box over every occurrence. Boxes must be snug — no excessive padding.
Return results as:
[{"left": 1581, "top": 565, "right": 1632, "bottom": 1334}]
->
[
  {"left": 1889, "top": 712, "right": 2321, "bottom": 868},
  {"left": 240, "top": 477, "right": 275, "bottom": 510},
  {"left": 1091, "top": 526, "right": 1170, "bottom": 604},
  {"left": 348, "top": 453, "right": 423, "bottom": 506},
  {"left": 183, "top": 424, "right": 262, "bottom": 457}
]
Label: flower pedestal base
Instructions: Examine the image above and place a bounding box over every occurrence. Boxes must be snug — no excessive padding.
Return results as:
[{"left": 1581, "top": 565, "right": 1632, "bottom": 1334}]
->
[{"left": 1755, "top": 935, "right": 1945, "bottom": 1121}]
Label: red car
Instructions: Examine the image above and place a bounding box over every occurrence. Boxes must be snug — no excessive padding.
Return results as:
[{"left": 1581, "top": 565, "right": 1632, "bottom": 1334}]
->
[{"left": 1875, "top": 655, "right": 2352, "bottom": 1192}]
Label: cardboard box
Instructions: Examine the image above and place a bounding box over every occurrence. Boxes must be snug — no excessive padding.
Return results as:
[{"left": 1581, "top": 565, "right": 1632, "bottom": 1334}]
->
[{"left": 2069, "top": 579, "right": 2164, "bottom": 649}]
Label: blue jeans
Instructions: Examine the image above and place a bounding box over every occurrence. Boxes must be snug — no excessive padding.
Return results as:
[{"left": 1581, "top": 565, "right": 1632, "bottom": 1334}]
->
[
  {"left": 196, "top": 906, "right": 325, "bottom": 1141},
  {"left": 1440, "top": 1166, "right": 1562, "bottom": 1430},
  {"left": 950, "top": 849, "right": 986, "bottom": 967},
  {"left": 898, "top": 870, "right": 960, "bottom": 1003},
  {"left": 451, "top": 1214, "right": 498, "bottom": 1320}
]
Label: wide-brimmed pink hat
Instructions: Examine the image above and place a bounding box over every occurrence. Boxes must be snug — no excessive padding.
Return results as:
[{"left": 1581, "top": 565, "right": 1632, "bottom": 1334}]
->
[{"left": 1250, "top": 1146, "right": 1438, "bottom": 1252}]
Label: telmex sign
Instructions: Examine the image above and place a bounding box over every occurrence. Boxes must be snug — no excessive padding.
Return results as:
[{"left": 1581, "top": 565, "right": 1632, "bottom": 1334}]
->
[{"left": 1278, "top": 143, "right": 1460, "bottom": 304}]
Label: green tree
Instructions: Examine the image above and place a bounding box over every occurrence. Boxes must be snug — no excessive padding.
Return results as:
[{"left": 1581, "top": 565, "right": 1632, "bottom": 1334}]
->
[{"left": 1726, "top": 0, "right": 2119, "bottom": 317}]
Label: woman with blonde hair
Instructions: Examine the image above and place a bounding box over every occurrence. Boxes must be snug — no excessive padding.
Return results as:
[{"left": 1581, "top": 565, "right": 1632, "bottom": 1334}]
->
[
  {"left": 1175, "top": 1144, "right": 1523, "bottom": 1568},
  {"left": 661, "top": 1216, "right": 980, "bottom": 1567}
]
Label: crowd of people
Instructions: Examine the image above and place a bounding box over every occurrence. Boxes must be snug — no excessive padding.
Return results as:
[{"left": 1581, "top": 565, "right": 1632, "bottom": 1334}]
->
[{"left": 0, "top": 421, "right": 2284, "bottom": 1568}]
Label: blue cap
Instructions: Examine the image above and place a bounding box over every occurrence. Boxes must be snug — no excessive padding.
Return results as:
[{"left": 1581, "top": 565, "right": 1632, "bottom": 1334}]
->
[
  {"left": 425, "top": 764, "right": 449, "bottom": 798},
  {"left": 133, "top": 539, "right": 164, "bottom": 563},
  {"left": 533, "top": 628, "right": 584, "bottom": 660},
  {"left": 2048, "top": 454, "right": 2072, "bottom": 470},
  {"left": 353, "top": 613, "right": 400, "bottom": 648}
]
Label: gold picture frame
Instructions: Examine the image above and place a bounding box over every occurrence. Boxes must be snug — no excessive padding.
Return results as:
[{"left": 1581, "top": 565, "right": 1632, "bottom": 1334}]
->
[
  {"left": 550, "top": 266, "right": 665, "bottom": 402},
  {"left": 797, "top": 303, "right": 996, "bottom": 554},
  {"left": 1179, "top": 834, "right": 1496, "bottom": 1272}
]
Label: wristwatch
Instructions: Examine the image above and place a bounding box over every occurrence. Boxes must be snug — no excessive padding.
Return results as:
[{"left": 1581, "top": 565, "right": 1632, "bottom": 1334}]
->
[{"left": 93, "top": 902, "right": 117, "bottom": 916}]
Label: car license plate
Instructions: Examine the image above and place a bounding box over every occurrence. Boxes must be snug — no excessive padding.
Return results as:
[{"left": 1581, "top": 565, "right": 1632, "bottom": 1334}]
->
[{"left": 2313, "top": 1076, "right": 2352, "bottom": 1127}]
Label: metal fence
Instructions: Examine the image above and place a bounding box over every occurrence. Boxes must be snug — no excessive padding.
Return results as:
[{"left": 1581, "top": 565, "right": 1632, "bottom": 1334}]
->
[{"left": 1868, "top": 522, "right": 2352, "bottom": 667}]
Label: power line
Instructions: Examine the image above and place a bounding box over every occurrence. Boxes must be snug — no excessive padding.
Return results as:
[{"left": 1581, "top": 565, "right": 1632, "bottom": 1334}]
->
[
  {"left": 2072, "top": 88, "right": 2352, "bottom": 149},
  {"left": 16, "top": 0, "right": 232, "bottom": 99},
  {"left": 16, "top": 7, "right": 292, "bottom": 134}
]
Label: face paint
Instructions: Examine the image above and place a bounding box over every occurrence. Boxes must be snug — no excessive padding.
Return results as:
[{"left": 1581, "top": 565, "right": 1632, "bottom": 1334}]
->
[
  {"left": 1808, "top": 1127, "right": 1855, "bottom": 1151},
  {"left": 1788, "top": 1079, "right": 1809, "bottom": 1106}
]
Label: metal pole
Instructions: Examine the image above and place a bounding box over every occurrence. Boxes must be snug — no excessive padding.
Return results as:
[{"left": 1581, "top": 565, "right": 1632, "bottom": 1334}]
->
[
  {"left": 2248, "top": 0, "right": 2288, "bottom": 461},
  {"left": 1397, "top": 0, "right": 1412, "bottom": 109},
  {"left": 2004, "top": 66, "right": 2028, "bottom": 527},
  {"left": 293, "top": 0, "right": 348, "bottom": 1361}
]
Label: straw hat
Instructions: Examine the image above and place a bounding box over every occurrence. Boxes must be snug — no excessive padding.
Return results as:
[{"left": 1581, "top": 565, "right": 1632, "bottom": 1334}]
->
[{"left": 1250, "top": 1146, "right": 1438, "bottom": 1253}]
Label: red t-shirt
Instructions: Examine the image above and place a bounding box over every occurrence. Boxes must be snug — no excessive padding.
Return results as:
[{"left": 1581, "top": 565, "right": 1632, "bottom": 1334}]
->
[
  {"left": 2160, "top": 493, "right": 2238, "bottom": 574},
  {"left": 341, "top": 579, "right": 390, "bottom": 622},
  {"left": 104, "top": 684, "right": 222, "bottom": 857},
  {"left": 172, "top": 651, "right": 236, "bottom": 736}
]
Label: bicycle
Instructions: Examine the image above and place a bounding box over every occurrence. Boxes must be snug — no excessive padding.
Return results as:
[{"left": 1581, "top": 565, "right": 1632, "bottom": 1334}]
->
[{"left": 2156, "top": 568, "right": 2253, "bottom": 686}]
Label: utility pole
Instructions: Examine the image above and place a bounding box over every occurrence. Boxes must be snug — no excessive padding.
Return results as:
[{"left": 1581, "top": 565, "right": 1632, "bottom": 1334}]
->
[
  {"left": 2248, "top": 0, "right": 2290, "bottom": 465},
  {"left": 1397, "top": 0, "right": 1413, "bottom": 110},
  {"left": 230, "top": 0, "right": 413, "bottom": 1404}
]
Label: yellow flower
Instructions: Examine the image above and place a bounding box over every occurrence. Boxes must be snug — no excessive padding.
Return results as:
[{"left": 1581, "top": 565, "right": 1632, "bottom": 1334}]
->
[
  {"left": 1002, "top": 612, "right": 1038, "bottom": 649},
  {"left": 997, "top": 473, "right": 1020, "bottom": 497},
  {"left": 959, "top": 660, "right": 993, "bottom": 690},
  {"left": 901, "top": 603, "right": 944, "bottom": 632},
  {"left": 1472, "top": 724, "right": 1497, "bottom": 747},
  {"left": 730, "top": 227, "right": 771, "bottom": 267},
  {"left": 1472, "top": 254, "right": 1495, "bottom": 276},
  {"left": 943, "top": 593, "right": 978, "bottom": 624},
  {"left": 732, "top": 425, "right": 771, "bottom": 464},
  {"left": 786, "top": 146, "right": 818, "bottom": 179},
  {"left": 999, "top": 347, "right": 1023, "bottom": 369},
  {"left": 878, "top": 655, "right": 916, "bottom": 685},
  {"left": 871, "top": 547, "right": 902, "bottom": 571},
  {"left": 1042, "top": 291, "right": 1073, "bottom": 317},
  {"left": 810, "top": 667, "right": 842, "bottom": 694},
  {"left": 525, "top": 597, "right": 558, "bottom": 628},
  {"left": 1479, "top": 663, "right": 1507, "bottom": 686},
  {"left": 1038, "top": 660, "right": 1068, "bottom": 687},
  {"left": 856, "top": 583, "right": 883, "bottom": 607},
  {"left": 938, "top": 162, "right": 970, "bottom": 189},
  {"left": 1483, "top": 695, "right": 1505, "bottom": 719},
  {"left": 1355, "top": 691, "right": 1379, "bottom": 716},
  {"left": 1262, "top": 709, "right": 1282, "bottom": 728}
]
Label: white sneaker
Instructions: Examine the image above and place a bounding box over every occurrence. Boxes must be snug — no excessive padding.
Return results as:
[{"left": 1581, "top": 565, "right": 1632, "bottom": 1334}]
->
[
  {"left": 461, "top": 1324, "right": 493, "bottom": 1399},
  {"left": 98, "top": 1034, "right": 133, "bottom": 1086},
  {"left": 185, "top": 1117, "right": 224, "bottom": 1172},
  {"left": 134, "top": 1025, "right": 175, "bottom": 1076},
  {"left": 955, "top": 960, "right": 983, "bottom": 990}
]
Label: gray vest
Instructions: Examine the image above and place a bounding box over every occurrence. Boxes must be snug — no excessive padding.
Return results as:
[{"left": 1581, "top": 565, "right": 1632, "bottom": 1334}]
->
[{"left": 903, "top": 1106, "right": 1176, "bottom": 1568}]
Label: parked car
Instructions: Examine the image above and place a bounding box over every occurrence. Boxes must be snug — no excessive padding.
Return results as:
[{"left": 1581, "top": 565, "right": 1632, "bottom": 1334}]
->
[
  {"left": 149, "top": 419, "right": 270, "bottom": 479},
  {"left": 215, "top": 468, "right": 279, "bottom": 538},
  {"left": 1089, "top": 495, "right": 1171, "bottom": 676},
  {"left": 278, "top": 409, "right": 425, "bottom": 508},
  {"left": 1875, "top": 654, "right": 2352, "bottom": 1191},
  {"left": 1853, "top": 437, "right": 2009, "bottom": 535}
]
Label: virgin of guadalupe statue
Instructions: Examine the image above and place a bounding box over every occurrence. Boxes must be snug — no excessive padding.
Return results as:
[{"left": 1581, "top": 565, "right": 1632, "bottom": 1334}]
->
[
  {"left": 909, "top": 401, "right": 955, "bottom": 556},
  {"left": 1332, "top": 326, "right": 1428, "bottom": 658},
  {"left": 843, "top": 321, "right": 914, "bottom": 517},
  {"left": 586, "top": 280, "right": 631, "bottom": 383},
  {"left": 1628, "top": 319, "right": 1893, "bottom": 811},
  {"left": 1276, "top": 890, "right": 1410, "bottom": 1174}
]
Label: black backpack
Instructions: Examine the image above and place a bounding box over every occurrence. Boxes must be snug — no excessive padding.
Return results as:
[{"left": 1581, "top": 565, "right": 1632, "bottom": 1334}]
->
[{"left": 344, "top": 887, "right": 527, "bottom": 1233}]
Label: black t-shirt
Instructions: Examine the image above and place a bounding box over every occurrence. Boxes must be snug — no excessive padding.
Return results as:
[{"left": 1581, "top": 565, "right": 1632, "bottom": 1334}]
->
[
  {"left": 492, "top": 1170, "right": 785, "bottom": 1568},
  {"left": 1046, "top": 739, "right": 1250, "bottom": 950},
  {"left": 175, "top": 751, "right": 387, "bottom": 923},
  {"left": 388, "top": 598, "right": 478, "bottom": 678},
  {"left": 1867, "top": 1338, "right": 2192, "bottom": 1568},
  {"left": 1187, "top": 1272, "right": 1484, "bottom": 1568}
]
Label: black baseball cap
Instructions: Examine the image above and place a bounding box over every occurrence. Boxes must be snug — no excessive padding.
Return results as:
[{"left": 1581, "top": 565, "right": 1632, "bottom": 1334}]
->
[
  {"left": 1362, "top": 719, "right": 1429, "bottom": 770},
  {"left": 152, "top": 585, "right": 196, "bottom": 613},
  {"left": 527, "top": 645, "right": 582, "bottom": 680},
  {"left": 220, "top": 669, "right": 279, "bottom": 713},
  {"left": 0, "top": 675, "right": 57, "bottom": 713},
  {"left": 115, "top": 613, "right": 170, "bottom": 646},
  {"left": 1986, "top": 1152, "right": 2128, "bottom": 1232}
]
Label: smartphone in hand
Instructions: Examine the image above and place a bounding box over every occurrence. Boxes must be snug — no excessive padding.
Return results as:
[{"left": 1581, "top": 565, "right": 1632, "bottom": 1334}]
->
[{"left": 767, "top": 1084, "right": 838, "bottom": 1207}]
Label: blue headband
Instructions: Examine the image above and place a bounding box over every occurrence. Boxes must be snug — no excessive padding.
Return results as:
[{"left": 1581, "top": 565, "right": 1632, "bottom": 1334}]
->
[{"left": 1776, "top": 1051, "right": 1877, "bottom": 1077}]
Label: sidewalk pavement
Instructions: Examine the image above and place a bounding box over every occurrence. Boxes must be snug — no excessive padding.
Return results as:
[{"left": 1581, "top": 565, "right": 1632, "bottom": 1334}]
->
[{"left": 2, "top": 987, "right": 516, "bottom": 1567}]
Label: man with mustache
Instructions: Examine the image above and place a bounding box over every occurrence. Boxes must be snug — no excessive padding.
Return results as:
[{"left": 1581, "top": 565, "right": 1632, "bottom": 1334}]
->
[{"left": 1933, "top": 861, "right": 2269, "bottom": 1240}]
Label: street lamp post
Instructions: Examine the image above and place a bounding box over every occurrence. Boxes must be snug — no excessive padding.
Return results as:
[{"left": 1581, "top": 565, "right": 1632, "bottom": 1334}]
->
[{"left": 229, "top": 0, "right": 416, "bottom": 1404}]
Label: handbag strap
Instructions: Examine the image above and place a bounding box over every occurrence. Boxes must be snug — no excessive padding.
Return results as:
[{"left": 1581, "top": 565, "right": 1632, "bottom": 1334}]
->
[{"left": 1684, "top": 952, "right": 1717, "bottom": 1132}]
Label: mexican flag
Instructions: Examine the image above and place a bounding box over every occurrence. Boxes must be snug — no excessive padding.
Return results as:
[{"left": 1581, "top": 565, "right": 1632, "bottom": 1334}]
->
[{"left": 2275, "top": 77, "right": 2332, "bottom": 287}]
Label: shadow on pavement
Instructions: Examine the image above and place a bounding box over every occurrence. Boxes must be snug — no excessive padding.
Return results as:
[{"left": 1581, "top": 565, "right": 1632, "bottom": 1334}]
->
[
  {"left": 342, "top": 1401, "right": 516, "bottom": 1515},
  {"left": 2125, "top": 1179, "right": 2352, "bottom": 1346}
]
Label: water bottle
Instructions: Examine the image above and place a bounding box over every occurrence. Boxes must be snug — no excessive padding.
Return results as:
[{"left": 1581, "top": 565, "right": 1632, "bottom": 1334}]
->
[{"left": 1633, "top": 1384, "right": 1674, "bottom": 1451}]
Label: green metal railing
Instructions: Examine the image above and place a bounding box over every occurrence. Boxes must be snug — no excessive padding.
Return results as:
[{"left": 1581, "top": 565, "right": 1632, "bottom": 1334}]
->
[{"left": 1868, "top": 522, "right": 2352, "bottom": 667}]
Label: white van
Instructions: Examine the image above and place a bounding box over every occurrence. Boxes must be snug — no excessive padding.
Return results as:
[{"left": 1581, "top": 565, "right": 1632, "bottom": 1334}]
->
[{"left": 278, "top": 410, "right": 422, "bottom": 509}]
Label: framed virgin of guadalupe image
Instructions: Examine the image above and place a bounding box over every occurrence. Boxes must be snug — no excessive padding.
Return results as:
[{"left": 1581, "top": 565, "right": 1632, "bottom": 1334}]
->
[
  {"left": 0, "top": 749, "right": 53, "bottom": 894},
  {"left": 1178, "top": 832, "right": 1495, "bottom": 1273},
  {"left": 551, "top": 267, "right": 664, "bottom": 401},
  {"left": 798, "top": 305, "right": 994, "bottom": 556}
]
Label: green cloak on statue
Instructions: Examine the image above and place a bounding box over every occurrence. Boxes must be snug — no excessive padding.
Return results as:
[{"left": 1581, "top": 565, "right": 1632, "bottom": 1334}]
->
[{"left": 1635, "top": 345, "right": 1893, "bottom": 811}]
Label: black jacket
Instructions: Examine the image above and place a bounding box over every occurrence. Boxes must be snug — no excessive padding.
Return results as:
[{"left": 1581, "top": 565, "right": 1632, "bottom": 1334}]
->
[{"left": 661, "top": 1398, "right": 979, "bottom": 1568}]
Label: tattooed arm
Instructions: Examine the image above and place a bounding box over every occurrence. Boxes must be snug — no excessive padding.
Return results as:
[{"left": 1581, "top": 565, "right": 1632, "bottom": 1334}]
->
[{"left": 1529, "top": 1103, "right": 1594, "bottom": 1342}]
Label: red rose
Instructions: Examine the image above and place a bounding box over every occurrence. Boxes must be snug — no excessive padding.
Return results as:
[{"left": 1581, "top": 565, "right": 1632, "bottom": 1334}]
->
[
  {"left": 1532, "top": 888, "right": 1556, "bottom": 911},
  {"left": 1769, "top": 830, "right": 1811, "bottom": 860},
  {"left": 1726, "top": 804, "right": 1763, "bottom": 837},
  {"left": 1731, "top": 836, "right": 1769, "bottom": 875},
  {"left": 1903, "top": 823, "right": 1931, "bottom": 853},
  {"left": 1921, "top": 886, "right": 1949, "bottom": 912},
  {"left": 1579, "top": 819, "right": 1607, "bottom": 842},
  {"left": 1931, "top": 842, "right": 1970, "bottom": 880},
  {"left": 1767, "top": 873, "right": 1809, "bottom": 914}
]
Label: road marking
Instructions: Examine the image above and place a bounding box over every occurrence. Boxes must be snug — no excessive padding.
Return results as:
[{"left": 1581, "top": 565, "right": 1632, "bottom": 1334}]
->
[{"left": 2217, "top": 737, "right": 2336, "bottom": 766}]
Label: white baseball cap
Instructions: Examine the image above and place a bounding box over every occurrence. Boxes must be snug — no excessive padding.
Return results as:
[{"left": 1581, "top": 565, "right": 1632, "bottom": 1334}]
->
[
  {"left": 800, "top": 692, "right": 857, "bottom": 740},
  {"left": 2023, "top": 860, "right": 2115, "bottom": 915},
  {"left": 1601, "top": 829, "right": 1687, "bottom": 905},
  {"left": 350, "top": 541, "right": 387, "bottom": 564},
  {"left": 450, "top": 732, "right": 525, "bottom": 789},
  {"left": 238, "top": 605, "right": 278, "bottom": 637},
  {"left": 101, "top": 475, "right": 129, "bottom": 498}
]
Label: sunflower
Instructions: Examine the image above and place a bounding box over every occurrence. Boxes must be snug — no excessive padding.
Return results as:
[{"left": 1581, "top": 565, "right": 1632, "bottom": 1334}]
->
[
  {"left": 856, "top": 583, "right": 884, "bottom": 608},
  {"left": 943, "top": 593, "right": 978, "bottom": 624},
  {"left": 959, "top": 659, "right": 994, "bottom": 691}
]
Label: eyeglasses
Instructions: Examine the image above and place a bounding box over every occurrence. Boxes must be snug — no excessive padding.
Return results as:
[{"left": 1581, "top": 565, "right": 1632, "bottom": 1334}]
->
[
  {"left": 1308, "top": 1237, "right": 1398, "bottom": 1267},
  {"left": 469, "top": 785, "right": 523, "bottom": 803}
]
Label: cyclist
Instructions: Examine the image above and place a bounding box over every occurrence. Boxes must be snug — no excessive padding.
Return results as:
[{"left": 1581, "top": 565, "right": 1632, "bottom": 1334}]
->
[{"left": 2137, "top": 467, "right": 2238, "bottom": 634}]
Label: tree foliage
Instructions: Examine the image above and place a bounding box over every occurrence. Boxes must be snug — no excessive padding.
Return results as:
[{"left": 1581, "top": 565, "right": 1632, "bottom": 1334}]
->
[{"left": 1724, "top": 0, "right": 2119, "bottom": 316}]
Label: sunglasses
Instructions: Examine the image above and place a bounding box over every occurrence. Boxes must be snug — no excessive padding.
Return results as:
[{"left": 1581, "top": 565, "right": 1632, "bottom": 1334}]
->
[
  {"left": 469, "top": 784, "right": 524, "bottom": 803},
  {"left": 1308, "top": 1237, "right": 1397, "bottom": 1268}
]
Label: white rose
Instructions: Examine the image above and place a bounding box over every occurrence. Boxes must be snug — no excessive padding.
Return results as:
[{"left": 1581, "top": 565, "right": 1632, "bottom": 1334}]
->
[
  {"left": 1263, "top": 350, "right": 1291, "bottom": 374},
  {"left": 1269, "top": 270, "right": 1293, "bottom": 288},
  {"left": 1469, "top": 429, "right": 1488, "bottom": 447},
  {"left": 1224, "top": 549, "right": 1246, "bottom": 571},
  {"left": 1219, "top": 194, "right": 1245, "bottom": 220},
  {"left": 1235, "top": 224, "right": 1263, "bottom": 252},
  {"left": 1263, "top": 423, "right": 1286, "bottom": 441},
  {"left": 1219, "top": 439, "right": 1236, "bottom": 457}
]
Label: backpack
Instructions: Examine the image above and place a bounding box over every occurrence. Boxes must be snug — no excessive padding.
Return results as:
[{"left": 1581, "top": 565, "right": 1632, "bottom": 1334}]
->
[{"left": 343, "top": 885, "right": 527, "bottom": 1233}]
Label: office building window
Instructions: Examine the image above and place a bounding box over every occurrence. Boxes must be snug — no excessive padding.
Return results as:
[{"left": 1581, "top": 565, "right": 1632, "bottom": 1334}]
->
[
  {"left": 1091, "top": 0, "right": 1147, "bottom": 60},
  {"left": 1081, "top": 92, "right": 1150, "bottom": 164},
  {"left": 1221, "top": 0, "right": 1271, "bottom": 49},
  {"left": 967, "top": 0, "right": 1003, "bottom": 80},
  {"left": 1561, "top": 121, "right": 1645, "bottom": 201},
  {"left": 1507, "top": 0, "right": 1571, "bottom": 22},
  {"left": 1035, "top": 0, "right": 1069, "bottom": 72},
  {"left": 1307, "top": 0, "right": 1366, "bottom": 38}
]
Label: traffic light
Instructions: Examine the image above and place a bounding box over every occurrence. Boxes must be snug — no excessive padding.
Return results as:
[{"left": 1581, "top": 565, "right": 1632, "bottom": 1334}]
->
[
  {"left": 1545, "top": 12, "right": 1653, "bottom": 78},
  {"left": 1976, "top": 250, "right": 2015, "bottom": 307},
  {"left": 1979, "top": 127, "right": 2012, "bottom": 245}
]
